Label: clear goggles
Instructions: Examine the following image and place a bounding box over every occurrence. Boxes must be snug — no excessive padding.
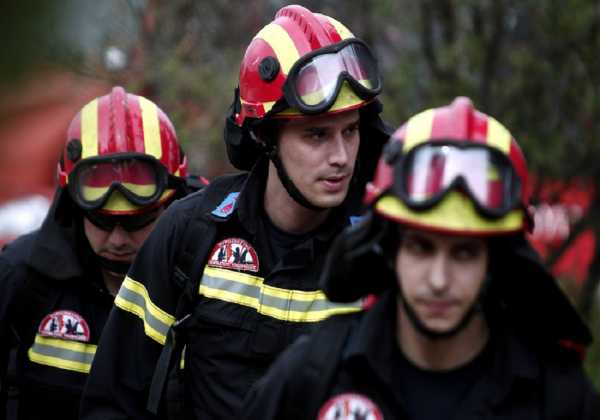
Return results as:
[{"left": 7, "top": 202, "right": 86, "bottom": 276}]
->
[
  {"left": 282, "top": 38, "right": 381, "bottom": 114},
  {"left": 392, "top": 142, "right": 522, "bottom": 218},
  {"left": 67, "top": 154, "right": 182, "bottom": 212}
]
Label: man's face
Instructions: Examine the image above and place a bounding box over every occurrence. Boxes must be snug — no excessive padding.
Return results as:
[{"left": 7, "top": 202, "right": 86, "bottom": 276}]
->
[
  {"left": 277, "top": 109, "right": 360, "bottom": 208},
  {"left": 83, "top": 208, "right": 163, "bottom": 263},
  {"left": 395, "top": 229, "right": 488, "bottom": 335}
]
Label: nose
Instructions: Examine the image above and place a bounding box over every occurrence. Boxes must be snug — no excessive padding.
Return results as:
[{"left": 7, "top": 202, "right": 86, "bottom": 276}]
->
[
  {"left": 106, "top": 224, "right": 131, "bottom": 248},
  {"left": 428, "top": 253, "right": 449, "bottom": 294},
  {"left": 328, "top": 132, "right": 350, "bottom": 167}
]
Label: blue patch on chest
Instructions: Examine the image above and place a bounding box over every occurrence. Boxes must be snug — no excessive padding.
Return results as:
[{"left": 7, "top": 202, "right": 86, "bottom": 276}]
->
[{"left": 212, "top": 192, "right": 240, "bottom": 218}]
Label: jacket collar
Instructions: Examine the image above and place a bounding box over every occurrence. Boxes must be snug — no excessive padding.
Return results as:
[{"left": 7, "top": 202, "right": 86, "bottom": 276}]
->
[
  {"left": 27, "top": 188, "right": 88, "bottom": 280},
  {"left": 344, "top": 290, "right": 541, "bottom": 405}
]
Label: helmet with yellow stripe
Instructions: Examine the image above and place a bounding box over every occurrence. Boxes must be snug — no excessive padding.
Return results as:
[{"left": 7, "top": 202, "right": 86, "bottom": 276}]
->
[
  {"left": 57, "top": 86, "right": 188, "bottom": 215},
  {"left": 366, "top": 96, "right": 531, "bottom": 236}
]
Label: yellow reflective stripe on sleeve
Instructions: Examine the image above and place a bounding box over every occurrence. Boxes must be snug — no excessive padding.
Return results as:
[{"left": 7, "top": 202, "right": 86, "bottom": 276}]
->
[
  {"left": 199, "top": 266, "right": 362, "bottom": 322},
  {"left": 375, "top": 192, "right": 524, "bottom": 233},
  {"left": 403, "top": 109, "right": 435, "bottom": 152},
  {"left": 255, "top": 23, "right": 299, "bottom": 75},
  {"left": 114, "top": 276, "right": 175, "bottom": 345},
  {"left": 27, "top": 335, "right": 96, "bottom": 374},
  {"left": 138, "top": 96, "right": 162, "bottom": 159},
  {"left": 486, "top": 116, "right": 511, "bottom": 154},
  {"left": 81, "top": 99, "right": 99, "bottom": 158}
]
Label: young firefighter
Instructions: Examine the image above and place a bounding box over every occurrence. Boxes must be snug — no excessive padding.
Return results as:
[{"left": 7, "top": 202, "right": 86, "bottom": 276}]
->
[
  {"left": 0, "top": 86, "right": 200, "bottom": 420},
  {"left": 80, "top": 5, "right": 390, "bottom": 420},
  {"left": 241, "top": 97, "right": 600, "bottom": 419}
]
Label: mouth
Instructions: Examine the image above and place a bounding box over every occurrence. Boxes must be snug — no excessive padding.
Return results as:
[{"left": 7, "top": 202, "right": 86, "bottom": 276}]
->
[
  {"left": 320, "top": 174, "right": 349, "bottom": 191},
  {"left": 419, "top": 299, "right": 456, "bottom": 315},
  {"left": 101, "top": 251, "right": 135, "bottom": 262}
]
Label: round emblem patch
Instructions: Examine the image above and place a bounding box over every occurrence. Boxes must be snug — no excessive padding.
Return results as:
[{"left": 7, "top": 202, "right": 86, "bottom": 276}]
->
[
  {"left": 208, "top": 238, "right": 259, "bottom": 272},
  {"left": 38, "top": 310, "right": 90, "bottom": 342},
  {"left": 318, "top": 393, "right": 384, "bottom": 420}
]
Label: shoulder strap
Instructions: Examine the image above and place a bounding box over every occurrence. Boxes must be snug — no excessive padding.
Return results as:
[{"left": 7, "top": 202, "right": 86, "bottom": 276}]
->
[
  {"left": 147, "top": 211, "right": 218, "bottom": 416},
  {"left": 286, "top": 314, "right": 357, "bottom": 420}
]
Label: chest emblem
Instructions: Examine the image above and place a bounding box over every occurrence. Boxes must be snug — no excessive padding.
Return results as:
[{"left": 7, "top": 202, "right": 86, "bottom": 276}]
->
[
  {"left": 38, "top": 310, "right": 90, "bottom": 342},
  {"left": 318, "top": 393, "right": 384, "bottom": 420},
  {"left": 207, "top": 237, "right": 259, "bottom": 272}
]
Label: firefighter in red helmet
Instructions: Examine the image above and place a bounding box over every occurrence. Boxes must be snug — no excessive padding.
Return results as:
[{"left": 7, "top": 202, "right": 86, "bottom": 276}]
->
[
  {"left": 81, "top": 5, "right": 390, "bottom": 420},
  {"left": 0, "top": 87, "right": 201, "bottom": 420},
  {"left": 241, "top": 97, "right": 600, "bottom": 419}
]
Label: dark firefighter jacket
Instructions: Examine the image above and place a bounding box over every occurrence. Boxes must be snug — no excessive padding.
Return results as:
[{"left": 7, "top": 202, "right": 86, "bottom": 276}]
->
[
  {"left": 242, "top": 290, "right": 600, "bottom": 420},
  {"left": 0, "top": 189, "right": 114, "bottom": 420},
  {"left": 80, "top": 162, "right": 364, "bottom": 420}
]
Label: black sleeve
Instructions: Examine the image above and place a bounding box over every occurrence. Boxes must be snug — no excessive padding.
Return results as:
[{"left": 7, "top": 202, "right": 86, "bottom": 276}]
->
[{"left": 80, "top": 200, "right": 194, "bottom": 420}]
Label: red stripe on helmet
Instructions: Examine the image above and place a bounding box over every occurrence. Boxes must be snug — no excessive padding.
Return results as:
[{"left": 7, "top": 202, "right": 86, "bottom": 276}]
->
[
  {"left": 127, "top": 94, "right": 147, "bottom": 154},
  {"left": 240, "top": 37, "right": 286, "bottom": 103},
  {"left": 275, "top": 5, "right": 333, "bottom": 52},
  {"left": 96, "top": 92, "right": 111, "bottom": 156}
]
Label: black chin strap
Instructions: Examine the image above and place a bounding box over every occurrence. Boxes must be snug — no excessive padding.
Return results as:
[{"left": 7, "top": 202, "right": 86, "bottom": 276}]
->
[
  {"left": 266, "top": 146, "right": 326, "bottom": 212},
  {"left": 398, "top": 273, "right": 492, "bottom": 341},
  {"left": 97, "top": 255, "right": 131, "bottom": 276}
]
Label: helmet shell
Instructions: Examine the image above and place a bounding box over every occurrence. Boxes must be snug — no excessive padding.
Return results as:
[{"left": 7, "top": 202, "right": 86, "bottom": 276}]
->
[
  {"left": 236, "top": 4, "right": 367, "bottom": 126},
  {"left": 366, "top": 96, "right": 530, "bottom": 235},
  {"left": 57, "top": 86, "right": 187, "bottom": 214}
]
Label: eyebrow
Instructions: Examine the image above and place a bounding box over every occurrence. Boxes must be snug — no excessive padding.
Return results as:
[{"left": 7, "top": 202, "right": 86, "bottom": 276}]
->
[{"left": 301, "top": 118, "right": 360, "bottom": 133}]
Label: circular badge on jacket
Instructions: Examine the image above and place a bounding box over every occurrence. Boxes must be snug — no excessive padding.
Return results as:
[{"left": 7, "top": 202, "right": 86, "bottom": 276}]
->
[
  {"left": 38, "top": 310, "right": 91, "bottom": 342},
  {"left": 318, "top": 392, "right": 384, "bottom": 420}
]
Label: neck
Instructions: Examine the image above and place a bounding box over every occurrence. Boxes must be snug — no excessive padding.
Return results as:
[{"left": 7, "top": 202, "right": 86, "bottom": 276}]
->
[
  {"left": 102, "top": 269, "right": 126, "bottom": 297},
  {"left": 264, "top": 162, "right": 330, "bottom": 234},
  {"left": 396, "top": 301, "right": 489, "bottom": 371}
]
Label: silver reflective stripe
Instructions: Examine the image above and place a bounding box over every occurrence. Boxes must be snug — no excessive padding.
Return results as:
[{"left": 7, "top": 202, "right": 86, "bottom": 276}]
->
[
  {"left": 199, "top": 266, "right": 362, "bottom": 322},
  {"left": 28, "top": 335, "right": 96, "bottom": 374},
  {"left": 114, "top": 276, "right": 175, "bottom": 345}
]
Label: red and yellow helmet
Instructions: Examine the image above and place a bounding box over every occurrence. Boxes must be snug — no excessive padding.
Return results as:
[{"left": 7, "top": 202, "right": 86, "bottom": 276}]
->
[
  {"left": 366, "top": 97, "right": 530, "bottom": 236},
  {"left": 57, "top": 86, "right": 187, "bottom": 215},
  {"left": 235, "top": 4, "right": 381, "bottom": 126}
]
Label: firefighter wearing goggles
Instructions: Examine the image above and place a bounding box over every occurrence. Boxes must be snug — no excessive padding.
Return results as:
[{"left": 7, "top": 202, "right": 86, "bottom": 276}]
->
[
  {"left": 81, "top": 5, "right": 390, "bottom": 420},
  {"left": 0, "top": 87, "right": 199, "bottom": 420},
  {"left": 240, "top": 97, "right": 599, "bottom": 419}
]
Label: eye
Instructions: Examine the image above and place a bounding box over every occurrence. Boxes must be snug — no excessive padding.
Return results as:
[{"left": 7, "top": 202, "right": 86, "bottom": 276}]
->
[
  {"left": 343, "top": 122, "right": 360, "bottom": 138},
  {"left": 304, "top": 128, "right": 328, "bottom": 141},
  {"left": 402, "top": 235, "right": 433, "bottom": 256},
  {"left": 451, "top": 243, "right": 484, "bottom": 261}
]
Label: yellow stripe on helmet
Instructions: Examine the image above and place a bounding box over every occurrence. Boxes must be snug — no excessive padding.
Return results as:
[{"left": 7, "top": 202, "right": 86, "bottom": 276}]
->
[
  {"left": 99, "top": 189, "right": 175, "bottom": 214},
  {"left": 403, "top": 109, "right": 435, "bottom": 152},
  {"left": 375, "top": 192, "right": 524, "bottom": 234},
  {"left": 81, "top": 99, "right": 99, "bottom": 159},
  {"left": 139, "top": 96, "right": 162, "bottom": 160},
  {"left": 486, "top": 116, "right": 512, "bottom": 154},
  {"left": 255, "top": 23, "right": 300, "bottom": 75},
  {"left": 324, "top": 16, "right": 355, "bottom": 40}
]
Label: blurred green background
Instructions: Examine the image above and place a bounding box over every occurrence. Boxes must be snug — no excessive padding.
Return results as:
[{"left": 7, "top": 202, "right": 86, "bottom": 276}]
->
[{"left": 1, "top": 0, "right": 599, "bottom": 388}]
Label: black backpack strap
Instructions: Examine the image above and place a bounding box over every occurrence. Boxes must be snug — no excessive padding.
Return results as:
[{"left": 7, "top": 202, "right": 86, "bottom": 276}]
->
[
  {"left": 286, "top": 314, "right": 358, "bottom": 419},
  {"left": 146, "top": 219, "right": 218, "bottom": 415}
]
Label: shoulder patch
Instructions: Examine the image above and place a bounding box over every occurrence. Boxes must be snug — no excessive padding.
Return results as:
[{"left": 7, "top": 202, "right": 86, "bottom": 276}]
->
[
  {"left": 318, "top": 393, "right": 384, "bottom": 420},
  {"left": 38, "top": 310, "right": 90, "bottom": 342},
  {"left": 211, "top": 192, "right": 240, "bottom": 218},
  {"left": 207, "top": 238, "right": 259, "bottom": 272}
]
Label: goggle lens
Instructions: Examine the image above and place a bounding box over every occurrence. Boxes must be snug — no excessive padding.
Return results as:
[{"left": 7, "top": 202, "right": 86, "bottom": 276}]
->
[
  {"left": 291, "top": 41, "right": 380, "bottom": 109},
  {"left": 400, "top": 144, "right": 518, "bottom": 214},
  {"left": 78, "top": 159, "right": 159, "bottom": 202}
]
